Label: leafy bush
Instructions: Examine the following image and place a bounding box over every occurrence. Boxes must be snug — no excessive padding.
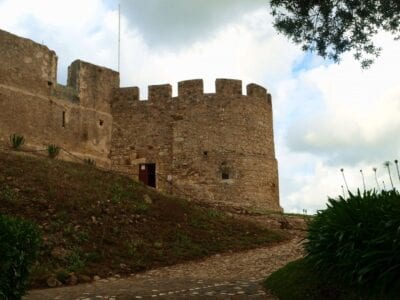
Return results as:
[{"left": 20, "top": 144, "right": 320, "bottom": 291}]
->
[
  {"left": 47, "top": 144, "right": 60, "bottom": 159},
  {"left": 305, "top": 190, "right": 400, "bottom": 294},
  {"left": 0, "top": 215, "right": 41, "bottom": 299},
  {"left": 84, "top": 158, "right": 96, "bottom": 166},
  {"left": 9, "top": 134, "right": 25, "bottom": 150},
  {"left": 0, "top": 184, "right": 18, "bottom": 203}
]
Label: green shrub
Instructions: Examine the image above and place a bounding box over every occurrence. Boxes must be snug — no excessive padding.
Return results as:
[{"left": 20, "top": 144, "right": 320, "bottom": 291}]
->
[
  {"left": 9, "top": 134, "right": 25, "bottom": 150},
  {"left": 0, "top": 215, "right": 41, "bottom": 299},
  {"left": 47, "top": 144, "right": 60, "bottom": 159},
  {"left": 0, "top": 184, "right": 18, "bottom": 203},
  {"left": 84, "top": 158, "right": 96, "bottom": 166},
  {"left": 305, "top": 190, "right": 400, "bottom": 294}
]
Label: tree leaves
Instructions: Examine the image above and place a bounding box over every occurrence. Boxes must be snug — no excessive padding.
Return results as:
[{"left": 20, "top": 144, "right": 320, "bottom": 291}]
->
[{"left": 270, "top": 0, "right": 400, "bottom": 68}]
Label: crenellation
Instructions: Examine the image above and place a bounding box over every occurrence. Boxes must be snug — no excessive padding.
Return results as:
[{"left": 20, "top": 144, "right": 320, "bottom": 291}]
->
[
  {"left": 178, "top": 79, "right": 204, "bottom": 97},
  {"left": 0, "top": 28, "right": 282, "bottom": 212},
  {"left": 148, "top": 84, "right": 172, "bottom": 102},
  {"left": 216, "top": 78, "right": 242, "bottom": 95},
  {"left": 247, "top": 83, "right": 267, "bottom": 99},
  {"left": 116, "top": 87, "right": 140, "bottom": 102}
]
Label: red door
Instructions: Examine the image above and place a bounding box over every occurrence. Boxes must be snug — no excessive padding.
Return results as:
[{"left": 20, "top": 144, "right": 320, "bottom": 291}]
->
[{"left": 139, "top": 163, "right": 156, "bottom": 188}]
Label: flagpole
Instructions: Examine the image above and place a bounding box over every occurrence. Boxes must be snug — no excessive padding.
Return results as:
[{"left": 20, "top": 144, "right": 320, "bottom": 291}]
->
[{"left": 118, "top": 2, "right": 121, "bottom": 73}]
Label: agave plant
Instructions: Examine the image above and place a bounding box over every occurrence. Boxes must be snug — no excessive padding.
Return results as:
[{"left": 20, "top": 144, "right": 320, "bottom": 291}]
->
[
  {"left": 360, "top": 169, "right": 366, "bottom": 192},
  {"left": 395, "top": 159, "right": 400, "bottom": 183},
  {"left": 341, "top": 185, "right": 346, "bottom": 199},
  {"left": 9, "top": 133, "right": 25, "bottom": 150},
  {"left": 383, "top": 161, "right": 394, "bottom": 190},
  {"left": 47, "top": 144, "right": 60, "bottom": 159},
  {"left": 306, "top": 190, "right": 400, "bottom": 293},
  {"left": 340, "top": 168, "right": 349, "bottom": 192},
  {"left": 372, "top": 167, "right": 380, "bottom": 191}
]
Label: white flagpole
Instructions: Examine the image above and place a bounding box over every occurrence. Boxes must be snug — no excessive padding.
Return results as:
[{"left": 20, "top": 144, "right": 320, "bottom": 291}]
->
[{"left": 118, "top": 2, "right": 121, "bottom": 73}]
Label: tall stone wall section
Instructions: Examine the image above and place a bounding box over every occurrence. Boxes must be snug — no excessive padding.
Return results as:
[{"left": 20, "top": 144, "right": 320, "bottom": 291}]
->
[
  {"left": 0, "top": 28, "right": 281, "bottom": 211},
  {"left": 111, "top": 79, "right": 281, "bottom": 211},
  {"left": 0, "top": 29, "right": 119, "bottom": 166}
]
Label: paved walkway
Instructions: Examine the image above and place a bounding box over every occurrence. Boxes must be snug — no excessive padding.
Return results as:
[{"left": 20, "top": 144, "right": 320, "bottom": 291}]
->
[{"left": 25, "top": 233, "right": 304, "bottom": 300}]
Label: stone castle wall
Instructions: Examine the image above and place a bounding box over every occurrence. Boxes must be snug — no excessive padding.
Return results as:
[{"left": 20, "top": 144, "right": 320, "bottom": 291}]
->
[
  {"left": 0, "top": 29, "right": 119, "bottom": 166},
  {"left": 0, "top": 29, "right": 281, "bottom": 211},
  {"left": 111, "top": 79, "right": 280, "bottom": 211}
]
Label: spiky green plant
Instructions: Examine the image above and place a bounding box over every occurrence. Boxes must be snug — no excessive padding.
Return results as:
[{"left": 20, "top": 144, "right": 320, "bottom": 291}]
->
[
  {"left": 84, "top": 158, "right": 96, "bottom": 166},
  {"left": 305, "top": 190, "right": 400, "bottom": 294},
  {"left": 372, "top": 167, "right": 380, "bottom": 191},
  {"left": 395, "top": 159, "right": 400, "bottom": 184},
  {"left": 383, "top": 161, "right": 394, "bottom": 189},
  {"left": 340, "top": 168, "right": 349, "bottom": 192},
  {"left": 359, "top": 169, "right": 366, "bottom": 191},
  {"left": 47, "top": 144, "right": 60, "bottom": 159},
  {"left": 9, "top": 134, "right": 25, "bottom": 150}
]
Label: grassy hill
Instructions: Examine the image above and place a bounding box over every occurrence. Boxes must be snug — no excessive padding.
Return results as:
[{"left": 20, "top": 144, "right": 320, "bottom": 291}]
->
[{"left": 0, "top": 150, "right": 286, "bottom": 288}]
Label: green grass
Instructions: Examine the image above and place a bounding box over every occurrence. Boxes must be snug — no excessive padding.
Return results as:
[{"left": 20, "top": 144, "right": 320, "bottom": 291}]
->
[
  {"left": 0, "top": 150, "right": 286, "bottom": 288},
  {"left": 264, "top": 258, "right": 399, "bottom": 300}
]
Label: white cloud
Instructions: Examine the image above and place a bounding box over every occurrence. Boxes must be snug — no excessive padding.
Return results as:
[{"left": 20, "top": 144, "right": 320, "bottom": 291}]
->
[
  {"left": 119, "top": 0, "right": 266, "bottom": 47},
  {"left": 274, "top": 32, "right": 400, "bottom": 213}
]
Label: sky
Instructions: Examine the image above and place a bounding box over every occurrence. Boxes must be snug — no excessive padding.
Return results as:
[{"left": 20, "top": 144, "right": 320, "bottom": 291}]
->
[{"left": 1, "top": 0, "right": 399, "bottom": 214}]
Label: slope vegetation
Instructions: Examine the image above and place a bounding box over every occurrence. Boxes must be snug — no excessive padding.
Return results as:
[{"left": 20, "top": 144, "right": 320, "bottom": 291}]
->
[{"left": 0, "top": 150, "right": 285, "bottom": 288}]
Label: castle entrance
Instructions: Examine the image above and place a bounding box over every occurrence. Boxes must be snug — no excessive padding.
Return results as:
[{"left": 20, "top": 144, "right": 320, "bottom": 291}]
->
[{"left": 139, "top": 163, "right": 156, "bottom": 188}]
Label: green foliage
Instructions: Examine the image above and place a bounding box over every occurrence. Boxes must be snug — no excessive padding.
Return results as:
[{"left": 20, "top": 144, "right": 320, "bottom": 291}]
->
[
  {"left": 84, "top": 158, "right": 96, "bottom": 166},
  {"left": 66, "top": 248, "right": 86, "bottom": 272},
  {"left": 264, "top": 259, "right": 342, "bottom": 300},
  {"left": 9, "top": 133, "right": 25, "bottom": 150},
  {"left": 47, "top": 144, "right": 60, "bottom": 159},
  {"left": 109, "top": 183, "right": 126, "bottom": 203},
  {"left": 0, "top": 215, "right": 41, "bottom": 299},
  {"left": 305, "top": 190, "right": 400, "bottom": 294},
  {"left": 270, "top": 0, "right": 400, "bottom": 68},
  {"left": 0, "top": 184, "right": 18, "bottom": 203},
  {"left": 264, "top": 258, "right": 382, "bottom": 300}
]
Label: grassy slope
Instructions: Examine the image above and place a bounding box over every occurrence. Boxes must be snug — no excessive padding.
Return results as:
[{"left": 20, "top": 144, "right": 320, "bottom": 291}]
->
[
  {"left": 0, "top": 150, "right": 285, "bottom": 288},
  {"left": 264, "top": 258, "right": 399, "bottom": 300}
]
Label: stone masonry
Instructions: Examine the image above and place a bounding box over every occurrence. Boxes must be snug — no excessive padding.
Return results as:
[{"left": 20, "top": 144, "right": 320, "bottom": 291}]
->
[{"left": 0, "top": 29, "right": 281, "bottom": 212}]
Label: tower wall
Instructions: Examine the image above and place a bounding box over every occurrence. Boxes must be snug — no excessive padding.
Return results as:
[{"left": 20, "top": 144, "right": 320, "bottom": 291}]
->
[
  {"left": 111, "top": 79, "right": 281, "bottom": 211},
  {"left": 0, "top": 29, "right": 119, "bottom": 166}
]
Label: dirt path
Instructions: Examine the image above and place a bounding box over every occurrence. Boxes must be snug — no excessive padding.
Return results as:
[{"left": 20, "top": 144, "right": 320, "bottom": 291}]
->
[{"left": 25, "top": 232, "right": 304, "bottom": 300}]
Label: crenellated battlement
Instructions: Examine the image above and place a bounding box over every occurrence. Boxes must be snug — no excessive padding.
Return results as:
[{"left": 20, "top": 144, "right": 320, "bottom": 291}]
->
[
  {"left": 114, "top": 79, "right": 269, "bottom": 105},
  {"left": 216, "top": 78, "right": 242, "bottom": 95},
  {"left": 0, "top": 28, "right": 281, "bottom": 212},
  {"left": 148, "top": 84, "right": 172, "bottom": 102},
  {"left": 178, "top": 79, "right": 204, "bottom": 97}
]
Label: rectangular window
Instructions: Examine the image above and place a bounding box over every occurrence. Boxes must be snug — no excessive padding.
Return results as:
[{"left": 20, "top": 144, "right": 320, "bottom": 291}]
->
[
  {"left": 222, "top": 172, "right": 229, "bottom": 180},
  {"left": 62, "top": 111, "right": 66, "bottom": 128}
]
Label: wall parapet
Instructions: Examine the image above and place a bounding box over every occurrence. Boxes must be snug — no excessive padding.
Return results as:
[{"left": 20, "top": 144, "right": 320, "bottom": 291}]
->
[
  {"left": 149, "top": 84, "right": 172, "bottom": 102},
  {"left": 216, "top": 78, "right": 242, "bottom": 95},
  {"left": 114, "top": 79, "right": 270, "bottom": 104},
  {"left": 51, "top": 84, "right": 79, "bottom": 102},
  {"left": 178, "top": 79, "right": 203, "bottom": 97}
]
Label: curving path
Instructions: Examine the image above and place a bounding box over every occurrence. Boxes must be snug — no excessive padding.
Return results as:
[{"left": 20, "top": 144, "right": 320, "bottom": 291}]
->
[{"left": 25, "top": 233, "right": 304, "bottom": 300}]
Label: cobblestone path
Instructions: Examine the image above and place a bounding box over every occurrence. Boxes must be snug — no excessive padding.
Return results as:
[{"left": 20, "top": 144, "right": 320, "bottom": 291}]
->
[{"left": 25, "top": 233, "right": 304, "bottom": 300}]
